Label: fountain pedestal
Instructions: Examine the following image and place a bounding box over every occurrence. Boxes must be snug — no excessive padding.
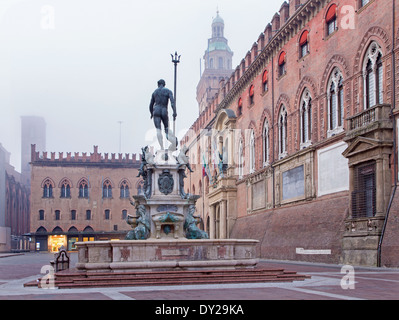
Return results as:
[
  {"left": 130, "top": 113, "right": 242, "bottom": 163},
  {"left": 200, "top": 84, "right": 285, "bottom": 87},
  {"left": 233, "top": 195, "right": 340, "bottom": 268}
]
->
[{"left": 75, "top": 149, "right": 259, "bottom": 272}]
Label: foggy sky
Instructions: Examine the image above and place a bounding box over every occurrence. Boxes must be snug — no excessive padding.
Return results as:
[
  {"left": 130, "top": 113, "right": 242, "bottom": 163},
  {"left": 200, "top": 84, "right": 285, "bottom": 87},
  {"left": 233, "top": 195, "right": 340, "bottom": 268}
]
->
[{"left": 0, "top": 0, "right": 282, "bottom": 172}]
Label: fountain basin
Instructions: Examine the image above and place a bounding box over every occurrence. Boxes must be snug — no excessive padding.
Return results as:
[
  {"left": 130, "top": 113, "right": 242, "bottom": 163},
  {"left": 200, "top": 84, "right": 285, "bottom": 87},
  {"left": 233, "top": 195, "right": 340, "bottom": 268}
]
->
[{"left": 75, "top": 239, "right": 259, "bottom": 272}]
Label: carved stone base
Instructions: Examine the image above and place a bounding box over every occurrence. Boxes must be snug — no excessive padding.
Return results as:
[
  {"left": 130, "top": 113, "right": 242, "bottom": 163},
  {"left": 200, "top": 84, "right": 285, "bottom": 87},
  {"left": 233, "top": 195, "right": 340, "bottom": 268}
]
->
[{"left": 75, "top": 239, "right": 259, "bottom": 272}]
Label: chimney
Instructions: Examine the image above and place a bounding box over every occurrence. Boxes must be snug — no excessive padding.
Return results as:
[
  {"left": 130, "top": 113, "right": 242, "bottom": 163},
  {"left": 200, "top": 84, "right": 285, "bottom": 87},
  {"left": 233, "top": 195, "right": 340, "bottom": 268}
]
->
[
  {"left": 279, "top": 1, "right": 290, "bottom": 25},
  {"left": 271, "top": 13, "right": 280, "bottom": 36},
  {"left": 264, "top": 23, "right": 273, "bottom": 42}
]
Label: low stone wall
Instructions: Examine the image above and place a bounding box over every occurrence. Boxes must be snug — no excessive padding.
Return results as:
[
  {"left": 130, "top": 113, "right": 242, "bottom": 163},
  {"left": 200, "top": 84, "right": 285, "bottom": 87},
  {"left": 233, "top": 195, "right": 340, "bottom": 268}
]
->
[{"left": 75, "top": 239, "right": 259, "bottom": 272}]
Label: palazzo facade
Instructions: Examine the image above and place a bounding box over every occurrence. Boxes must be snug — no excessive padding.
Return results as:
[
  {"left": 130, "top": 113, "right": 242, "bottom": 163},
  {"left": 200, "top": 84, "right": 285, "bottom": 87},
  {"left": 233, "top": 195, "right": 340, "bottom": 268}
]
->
[
  {"left": 182, "top": 0, "right": 399, "bottom": 266},
  {"left": 29, "top": 145, "right": 142, "bottom": 252}
]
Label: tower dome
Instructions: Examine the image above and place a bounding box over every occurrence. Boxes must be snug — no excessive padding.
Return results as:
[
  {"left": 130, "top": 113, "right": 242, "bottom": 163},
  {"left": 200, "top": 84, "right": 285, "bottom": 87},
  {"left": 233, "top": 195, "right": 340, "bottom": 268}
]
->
[
  {"left": 211, "top": 11, "right": 225, "bottom": 38},
  {"left": 212, "top": 10, "right": 224, "bottom": 25}
]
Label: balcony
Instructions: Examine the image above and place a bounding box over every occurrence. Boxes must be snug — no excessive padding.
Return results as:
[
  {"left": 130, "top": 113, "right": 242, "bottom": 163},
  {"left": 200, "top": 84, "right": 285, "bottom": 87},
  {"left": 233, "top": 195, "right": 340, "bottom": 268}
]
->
[{"left": 345, "top": 104, "right": 392, "bottom": 141}]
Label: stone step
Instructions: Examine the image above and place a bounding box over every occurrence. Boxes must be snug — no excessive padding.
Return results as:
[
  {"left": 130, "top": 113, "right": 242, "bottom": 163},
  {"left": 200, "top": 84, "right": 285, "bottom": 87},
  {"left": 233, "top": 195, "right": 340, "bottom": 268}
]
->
[
  {"left": 26, "top": 267, "right": 310, "bottom": 288},
  {"left": 55, "top": 268, "right": 309, "bottom": 288},
  {"left": 57, "top": 275, "right": 303, "bottom": 289}
]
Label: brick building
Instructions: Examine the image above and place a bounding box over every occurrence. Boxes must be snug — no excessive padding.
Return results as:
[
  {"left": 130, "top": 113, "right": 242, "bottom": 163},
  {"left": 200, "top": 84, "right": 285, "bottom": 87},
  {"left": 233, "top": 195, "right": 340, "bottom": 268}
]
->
[
  {"left": 28, "top": 145, "right": 142, "bottom": 252},
  {"left": 0, "top": 144, "right": 30, "bottom": 252},
  {"left": 182, "top": 0, "right": 399, "bottom": 267}
]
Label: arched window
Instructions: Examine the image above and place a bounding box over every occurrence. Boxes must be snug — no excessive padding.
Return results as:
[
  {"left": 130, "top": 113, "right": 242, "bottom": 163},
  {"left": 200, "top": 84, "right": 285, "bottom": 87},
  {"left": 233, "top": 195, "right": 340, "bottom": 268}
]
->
[
  {"left": 249, "top": 130, "right": 255, "bottom": 173},
  {"left": 238, "top": 97, "right": 243, "bottom": 116},
  {"left": 105, "top": 209, "right": 110, "bottom": 220},
  {"left": 299, "top": 30, "right": 309, "bottom": 58},
  {"left": 102, "top": 179, "right": 112, "bottom": 198},
  {"left": 262, "top": 118, "right": 270, "bottom": 166},
  {"left": 120, "top": 180, "right": 130, "bottom": 198},
  {"left": 238, "top": 138, "right": 244, "bottom": 179},
  {"left": 78, "top": 179, "right": 89, "bottom": 198},
  {"left": 363, "top": 41, "right": 383, "bottom": 109},
  {"left": 278, "top": 51, "right": 286, "bottom": 77},
  {"left": 60, "top": 179, "right": 71, "bottom": 198},
  {"left": 122, "top": 210, "right": 128, "bottom": 220},
  {"left": 136, "top": 180, "right": 145, "bottom": 195},
  {"left": 278, "top": 105, "right": 288, "bottom": 158},
  {"left": 326, "top": 4, "right": 337, "bottom": 36},
  {"left": 262, "top": 70, "right": 268, "bottom": 92},
  {"left": 42, "top": 178, "right": 54, "bottom": 198},
  {"left": 249, "top": 85, "right": 255, "bottom": 105},
  {"left": 300, "top": 89, "right": 312, "bottom": 147},
  {"left": 327, "top": 68, "right": 344, "bottom": 136}
]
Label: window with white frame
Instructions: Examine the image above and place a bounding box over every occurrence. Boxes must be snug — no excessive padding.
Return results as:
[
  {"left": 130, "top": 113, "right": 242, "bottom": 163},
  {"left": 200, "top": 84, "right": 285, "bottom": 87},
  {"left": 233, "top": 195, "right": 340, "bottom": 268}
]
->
[
  {"left": 120, "top": 180, "right": 130, "bottom": 198},
  {"left": 300, "top": 89, "right": 312, "bottom": 148},
  {"left": 60, "top": 179, "right": 71, "bottom": 198},
  {"left": 278, "top": 105, "right": 288, "bottom": 158},
  {"left": 363, "top": 41, "right": 383, "bottom": 109},
  {"left": 238, "top": 138, "right": 244, "bottom": 179},
  {"left": 327, "top": 68, "right": 344, "bottom": 137},
  {"left": 249, "top": 130, "right": 255, "bottom": 173},
  {"left": 102, "top": 179, "right": 113, "bottom": 198},
  {"left": 262, "top": 118, "right": 270, "bottom": 166}
]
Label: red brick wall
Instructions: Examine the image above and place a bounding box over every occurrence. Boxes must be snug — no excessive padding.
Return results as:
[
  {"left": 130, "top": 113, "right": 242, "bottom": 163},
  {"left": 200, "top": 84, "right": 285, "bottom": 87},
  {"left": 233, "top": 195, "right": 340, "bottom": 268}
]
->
[
  {"left": 381, "top": 189, "right": 399, "bottom": 267},
  {"left": 230, "top": 191, "right": 349, "bottom": 264}
]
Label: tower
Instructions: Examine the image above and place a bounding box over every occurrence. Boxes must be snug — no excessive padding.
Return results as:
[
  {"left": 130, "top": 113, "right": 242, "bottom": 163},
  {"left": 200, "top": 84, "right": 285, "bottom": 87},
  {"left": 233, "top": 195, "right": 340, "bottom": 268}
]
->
[
  {"left": 197, "top": 11, "right": 234, "bottom": 114},
  {"left": 21, "top": 116, "right": 46, "bottom": 187}
]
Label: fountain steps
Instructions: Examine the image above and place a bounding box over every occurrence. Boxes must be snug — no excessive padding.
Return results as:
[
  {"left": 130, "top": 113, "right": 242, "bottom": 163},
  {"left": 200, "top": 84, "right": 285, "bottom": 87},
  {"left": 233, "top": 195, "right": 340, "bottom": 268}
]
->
[{"left": 26, "top": 267, "right": 310, "bottom": 288}]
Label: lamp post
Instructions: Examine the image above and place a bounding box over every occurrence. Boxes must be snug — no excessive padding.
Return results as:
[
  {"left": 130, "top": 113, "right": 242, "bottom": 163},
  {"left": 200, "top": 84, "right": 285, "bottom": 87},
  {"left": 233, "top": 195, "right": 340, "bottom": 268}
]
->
[{"left": 171, "top": 51, "right": 180, "bottom": 136}]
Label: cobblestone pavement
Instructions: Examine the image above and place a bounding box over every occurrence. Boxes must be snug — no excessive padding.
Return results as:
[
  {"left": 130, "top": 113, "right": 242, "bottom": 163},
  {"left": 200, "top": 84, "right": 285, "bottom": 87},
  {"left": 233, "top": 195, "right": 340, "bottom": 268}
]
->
[{"left": 1, "top": 252, "right": 399, "bottom": 302}]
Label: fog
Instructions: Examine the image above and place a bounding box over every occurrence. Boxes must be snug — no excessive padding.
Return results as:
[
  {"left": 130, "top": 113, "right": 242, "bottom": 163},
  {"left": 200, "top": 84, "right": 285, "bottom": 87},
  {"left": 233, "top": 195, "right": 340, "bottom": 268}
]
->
[{"left": 0, "top": 0, "right": 282, "bottom": 171}]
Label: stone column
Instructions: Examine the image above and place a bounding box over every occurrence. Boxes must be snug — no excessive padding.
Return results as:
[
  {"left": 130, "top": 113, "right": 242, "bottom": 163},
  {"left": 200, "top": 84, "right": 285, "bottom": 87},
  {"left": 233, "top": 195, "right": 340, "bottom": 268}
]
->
[
  {"left": 220, "top": 200, "right": 227, "bottom": 239},
  {"left": 375, "top": 158, "right": 384, "bottom": 217},
  {"left": 209, "top": 205, "right": 215, "bottom": 239}
]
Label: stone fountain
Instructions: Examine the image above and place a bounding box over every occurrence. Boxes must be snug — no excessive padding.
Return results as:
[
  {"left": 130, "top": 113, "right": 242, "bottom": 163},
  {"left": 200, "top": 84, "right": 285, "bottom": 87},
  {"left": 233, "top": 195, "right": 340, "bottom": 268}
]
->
[
  {"left": 75, "top": 147, "right": 259, "bottom": 272},
  {"left": 75, "top": 78, "right": 258, "bottom": 273}
]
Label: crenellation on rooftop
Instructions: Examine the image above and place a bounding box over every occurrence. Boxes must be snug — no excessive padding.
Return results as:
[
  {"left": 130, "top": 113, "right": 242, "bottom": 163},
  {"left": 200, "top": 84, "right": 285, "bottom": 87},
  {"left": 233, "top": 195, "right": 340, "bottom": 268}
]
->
[{"left": 31, "top": 144, "right": 140, "bottom": 166}]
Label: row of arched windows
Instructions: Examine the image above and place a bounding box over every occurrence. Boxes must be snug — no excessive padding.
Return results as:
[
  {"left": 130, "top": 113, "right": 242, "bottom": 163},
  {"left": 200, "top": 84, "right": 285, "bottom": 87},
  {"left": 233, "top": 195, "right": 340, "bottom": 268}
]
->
[
  {"left": 236, "top": 40, "right": 384, "bottom": 178},
  {"left": 41, "top": 177, "right": 131, "bottom": 199}
]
